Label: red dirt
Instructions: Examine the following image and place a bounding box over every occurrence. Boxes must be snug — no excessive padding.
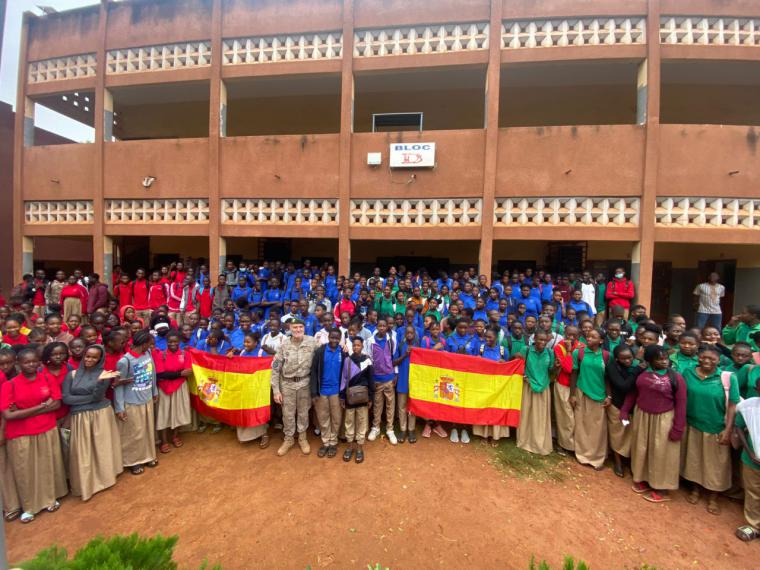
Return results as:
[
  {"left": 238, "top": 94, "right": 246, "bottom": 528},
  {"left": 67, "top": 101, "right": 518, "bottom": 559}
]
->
[{"left": 5, "top": 430, "right": 757, "bottom": 569}]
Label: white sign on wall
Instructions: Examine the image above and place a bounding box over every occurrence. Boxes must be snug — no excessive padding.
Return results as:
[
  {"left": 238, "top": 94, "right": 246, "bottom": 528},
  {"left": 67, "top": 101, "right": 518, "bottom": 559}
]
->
[{"left": 389, "top": 142, "right": 436, "bottom": 168}]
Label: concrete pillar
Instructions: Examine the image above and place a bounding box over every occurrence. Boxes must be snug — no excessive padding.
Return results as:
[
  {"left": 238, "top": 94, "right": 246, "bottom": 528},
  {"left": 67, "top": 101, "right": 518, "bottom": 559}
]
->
[
  {"left": 208, "top": 0, "right": 223, "bottom": 282},
  {"left": 636, "top": 60, "right": 647, "bottom": 125},
  {"left": 22, "top": 236, "right": 34, "bottom": 276},
  {"left": 337, "top": 0, "right": 355, "bottom": 277},
  {"left": 218, "top": 236, "right": 227, "bottom": 278},
  {"left": 23, "top": 97, "right": 35, "bottom": 146},
  {"left": 103, "top": 236, "right": 113, "bottom": 290},
  {"left": 478, "top": 0, "right": 503, "bottom": 279},
  {"left": 103, "top": 88, "right": 114, "bottom": 141}
]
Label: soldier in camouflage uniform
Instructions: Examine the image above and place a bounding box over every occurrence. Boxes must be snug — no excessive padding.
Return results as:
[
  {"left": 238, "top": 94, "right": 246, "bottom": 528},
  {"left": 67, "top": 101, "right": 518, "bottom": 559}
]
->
[{"left": 271, "top": 319, "right": 318, "bottom": 456}]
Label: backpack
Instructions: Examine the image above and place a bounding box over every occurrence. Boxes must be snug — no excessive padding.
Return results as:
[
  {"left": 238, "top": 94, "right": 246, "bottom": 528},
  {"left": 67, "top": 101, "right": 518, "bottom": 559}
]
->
[{"left": 577, "top": 345, "right": 610, "bottom": 366}]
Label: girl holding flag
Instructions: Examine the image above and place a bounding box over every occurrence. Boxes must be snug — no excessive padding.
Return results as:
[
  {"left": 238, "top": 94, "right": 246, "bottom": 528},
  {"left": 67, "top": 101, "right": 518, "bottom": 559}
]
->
[
  {"left": 393, "top": 325, "right": 420, "bottom": 444},
  {"left": 473, "top": 327, "right": 510, "bottom": 447}
]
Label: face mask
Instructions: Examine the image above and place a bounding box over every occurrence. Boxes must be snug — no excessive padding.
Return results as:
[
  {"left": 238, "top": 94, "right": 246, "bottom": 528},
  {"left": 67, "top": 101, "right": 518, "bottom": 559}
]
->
[{"left": 615, "top": 273, "right": 624, "bottom": 279}]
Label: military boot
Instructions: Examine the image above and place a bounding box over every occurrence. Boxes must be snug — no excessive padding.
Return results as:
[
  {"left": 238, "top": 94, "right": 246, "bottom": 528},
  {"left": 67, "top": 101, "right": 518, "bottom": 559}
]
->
[
  {"left": 298, "top": 432, "right": 311, "bottom": 455},
  {"left": 277, "top": 437, "right": 294, "bottom": 456}
]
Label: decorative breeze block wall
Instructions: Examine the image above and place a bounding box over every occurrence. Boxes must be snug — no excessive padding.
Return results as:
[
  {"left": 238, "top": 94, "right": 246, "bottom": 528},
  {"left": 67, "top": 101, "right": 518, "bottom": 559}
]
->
[
  {"left": 28, "top": 54, "right": 97, "bottom": 83},
  {"left": 25, "top": 201, "right": 94, "bottom": 224},
  {"left": 106, "top": 42, "right": 211, "bottom": 74},
  {"left": 494, "top": 198, "right": 640, "bottom": 226},
  {"left": 221, "top": 199, "right": 339, "bottom": 224},
  {"left": 661, "top": 17, "right": 760, "bottom": 45},
  {"left": 502, "top": 17, "right": 646, "bottom": 48},
  {"left": 106, "top": 199, "right": 209, "bottom": 223},
  {"left": 655, "top": 198, "right": 760, "bottom": 228},
  {"left": 350, "top": 199, "right": 482, "bottom": 226},
  {"left": 222, "top": 33, "right": 342, "bottom": 64},
  {"left": 353, "top": 23, "right": 489, "bottom": 57}
]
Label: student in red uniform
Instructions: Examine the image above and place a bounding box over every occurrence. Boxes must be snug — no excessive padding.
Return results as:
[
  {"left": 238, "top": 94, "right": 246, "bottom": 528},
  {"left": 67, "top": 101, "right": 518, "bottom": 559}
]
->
[
  {"left": 148, "top": 271, "right": 169, "bottom": 315},
  {"left": 553, "top": 325, "right": 580, "bottom": 455},
  {"left": 1, "top": 348, "right": 68, "bottom": 523},
  {"left": 195, "top": 276, "right": 213, "bottom": 319},
  {"left": 67, "top": 338, "right": 86, "bottom": 370},
  {"left": 0, "top": 353, "right": 21, "bottom": 521},
  {"left": 113, "top": 273, "right": 133, "bottom": 309},
  {"left": 131, "top": 268, "right": 151, "bottom": 324},
  {"left": 40, "top": 342, "right": 70, "bottom": 424},
  {"left": 154, "top": 330, "right": 192, "bottom": 453},
  {"left": 3, "top": 317, "right": 29, "bottom": 347}
]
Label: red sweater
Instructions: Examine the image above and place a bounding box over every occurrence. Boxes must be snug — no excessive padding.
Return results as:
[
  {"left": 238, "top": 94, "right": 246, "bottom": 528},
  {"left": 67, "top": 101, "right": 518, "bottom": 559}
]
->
[
  {"left": 132, "top": 279, "right": 150, "bottom": 310},
  {"left": 620, "top": 369, "right": 687, "bottom": 441},
  {"left": 605, "top": 277, "right": 635, "bottom": 310}
]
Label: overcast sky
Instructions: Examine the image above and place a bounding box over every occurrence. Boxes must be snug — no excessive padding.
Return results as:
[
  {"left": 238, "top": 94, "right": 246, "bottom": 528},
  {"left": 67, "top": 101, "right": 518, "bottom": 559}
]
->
[{"left": 1, "top": 0, "right": 98, "bottom": 141}]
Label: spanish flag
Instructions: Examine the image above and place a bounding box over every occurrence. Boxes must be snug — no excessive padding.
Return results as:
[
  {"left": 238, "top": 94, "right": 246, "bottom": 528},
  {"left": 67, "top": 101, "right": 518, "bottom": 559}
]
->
[
  {"left": 408, "top": 348, "right": 525, "bottom": 426},
  {"left": 187, "top": 348, "right": 272, "bottom": 427}
]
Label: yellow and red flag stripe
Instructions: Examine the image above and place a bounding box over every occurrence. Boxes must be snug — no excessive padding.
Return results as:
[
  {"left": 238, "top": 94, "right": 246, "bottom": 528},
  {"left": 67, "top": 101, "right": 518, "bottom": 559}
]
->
[
  {"left": 187, "top": 348, "right": 272, "bottom": 427},
  {"left": 408, "top": 348, "right": 525, "bottom": 426}
]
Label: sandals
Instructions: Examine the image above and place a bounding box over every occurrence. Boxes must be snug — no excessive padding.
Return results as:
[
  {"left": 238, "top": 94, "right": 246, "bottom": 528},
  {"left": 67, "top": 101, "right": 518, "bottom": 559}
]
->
[
  {"left": 171, "top": 436, "right": 183, "bottom": 448},
  {"left": 159, "top": 443, "right": 171, "bottom": 454},
  {"left": 259, "top": 435, "right": 270, "bottom": 449},
  {"left": 46, "top": 500, "right": 61, "bottom": 513},
  {"left": 197, "top": 424, "right": 207, "bottom": 433},
  {"left": 632, "top": 482, "right": 652, "bottom": 494},
  {"left": 20, "top": 512, "right": 35, "bottom": 524},
  {"left": 408, "top": 430, "right": 417, "bottom": 444},
  {"left": 687, "top": 488, "right": 701, "bottom": 504},
  {"left": 343, "top": 447, "right": 354, "bottom": 462},
  {"left": 707, "top": 496, "right": 721, "bottom": 515},
  {"left": 327, "top": 446, "right": 338, "bottom": 458},
  {"left": 613, "top": 464, "right": 625, "bottom": 478},
  {"left": 355, "top": 448, "right": 365, "bottom": 464},
  {"left": 735, "top": 525, "right": 760, "bottom": 542},
  {"left": 130, "top": 465, "right": 145, "bottom": 475},
  {"left": 643, "top": 491, "right": 671, "bottom": 503},
  {"left": 146, "top": 460, "right": 159, "bottom": 468},
  {"left": 211, "top": 425, "right": 223, "bottom": 434},
  {"left": 4, "top": 510, "right": 20, "bottom": 522},
  {"left": 421, "top": 424, "right": 432, "bottom": 438},
  {"left": 318, "top": 445, "right": 329, "bottom": 458}
]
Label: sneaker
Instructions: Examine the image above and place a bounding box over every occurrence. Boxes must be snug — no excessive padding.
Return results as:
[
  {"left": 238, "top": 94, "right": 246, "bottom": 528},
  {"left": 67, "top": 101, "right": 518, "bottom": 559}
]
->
[
  {"left": 421, "top": 424, "right": 432, "bottom": 438},
  {"left": 432, "top": 424, "right": 448, "bottom": 438},
  {"left": 450, "top": 429, "right": 459, "bottom": 443},
  {"left": 460, "top": 429, "right": 470, "bottom": 444},
  {"left": 387, "top": 430, "right": 398, "bottom": 445},
  {"left": 314, "top": 428, "right": 321, "bottom": 436},
  {"left": 367, "top": 427, "right": 381, "bottom": 442}
]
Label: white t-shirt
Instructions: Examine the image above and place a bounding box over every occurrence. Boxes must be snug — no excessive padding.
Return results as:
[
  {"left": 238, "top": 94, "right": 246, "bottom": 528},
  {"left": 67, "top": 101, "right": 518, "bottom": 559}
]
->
[
  {"left": 581, "top": 282, "right": 596, "bottom": 309},
  {"left": 693, "top": 282, "right": 725, "bottom": 314}
]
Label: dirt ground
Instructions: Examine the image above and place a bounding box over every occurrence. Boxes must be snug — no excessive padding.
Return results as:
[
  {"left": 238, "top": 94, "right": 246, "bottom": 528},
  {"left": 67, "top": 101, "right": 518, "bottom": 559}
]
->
[{"left": 5, "top": 430, "right": 759, "bottom": 569}]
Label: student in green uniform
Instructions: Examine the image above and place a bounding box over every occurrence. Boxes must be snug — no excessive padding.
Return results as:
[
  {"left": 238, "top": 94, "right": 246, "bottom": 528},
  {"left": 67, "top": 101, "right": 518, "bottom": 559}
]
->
[
  {"left": 681, "top": 345, "right": 739, "bottom": 515},
  {"left": 732, "top": 376, "right": 760, "bottom": 543},
  {"left": 670, "top": 332, "right": 700, "bottom": 374},
  {"left": 662, "top": 322, "right": 684, "bottom": 353},
  {"left": 569, "top": 329, "right": 609, "bottom": 470},
  {"left": 602, "top": 319, "right": 623, "bottom": 353},
  {"left": 578, "top": 319, "right": 594, "bottom": 347},
  {"left": 503, "top": 321, "right": 526, "bottom": 356},
  {"left": 517, "top": 331, "right": 558, "bottom": 456},
  {"left": 723, "top": 305, "right": 760, "bottom": 352},
  {"left": 723, "top": 342, "right": 754, "bottom": 399}
]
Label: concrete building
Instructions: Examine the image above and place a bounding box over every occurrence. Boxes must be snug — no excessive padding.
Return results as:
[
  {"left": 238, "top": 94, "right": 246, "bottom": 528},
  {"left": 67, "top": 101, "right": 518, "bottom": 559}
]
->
[{"left": 13, "top": 0, "right": 760, "bottom": 323}]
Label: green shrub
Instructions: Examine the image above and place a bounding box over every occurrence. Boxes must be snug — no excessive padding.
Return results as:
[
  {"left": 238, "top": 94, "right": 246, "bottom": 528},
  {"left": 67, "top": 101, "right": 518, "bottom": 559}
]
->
[
  {"left": 529, "top": 555, "right": 589, "bottom": 570},
  {"left": 17, "top": 534, "right": 220, "bottom": 570}
]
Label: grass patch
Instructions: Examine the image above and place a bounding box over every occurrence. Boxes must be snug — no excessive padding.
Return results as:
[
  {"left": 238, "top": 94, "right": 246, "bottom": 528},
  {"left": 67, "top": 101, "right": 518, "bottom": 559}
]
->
[{"left": 486, "top": 438, "right": 568, "bottom": 482}]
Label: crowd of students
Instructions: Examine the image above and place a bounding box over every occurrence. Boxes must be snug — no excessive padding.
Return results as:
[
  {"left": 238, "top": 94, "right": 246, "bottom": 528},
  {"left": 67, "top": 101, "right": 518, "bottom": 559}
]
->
[{"left": 1, "top": 259, "right": 759, "bottom": 545}]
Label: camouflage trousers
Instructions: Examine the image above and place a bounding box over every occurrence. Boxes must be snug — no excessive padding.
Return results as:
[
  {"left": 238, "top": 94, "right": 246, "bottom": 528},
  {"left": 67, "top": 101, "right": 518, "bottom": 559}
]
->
[{"left": 281, "top": 378, "right": 311, "bottom": 439}]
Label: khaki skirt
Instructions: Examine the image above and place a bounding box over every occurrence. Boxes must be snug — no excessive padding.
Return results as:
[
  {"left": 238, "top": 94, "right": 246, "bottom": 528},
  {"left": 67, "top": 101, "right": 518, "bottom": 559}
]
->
[
  {"left": 118, "top": 401, "right": 157, "bottom": 468},
  {"left": 681, "top": 424, "right": 731, "bottom": 492},
  {"left": 70, "top": 406, "right": 123, "bottom": 501},
  {"left": 630, "top": 409, "right": 681, "bottom": 490},
  {"left": 62, "top": 297, "right": 82, "bottom": 323},
  {"left": 553, "top": 382, "right": 575, "bottom": 451},
  {"left": 472, "top": 424, "right": 510, "bottom": 441},
  {"left": 0, "top": 444, "right": 21, "bottom": 515},
  {"left": 517, "top": 386, "right": 553, "bottom": 456},
  {"left": 7, "top": 428, "right": 68, "bottom": 515},
  {"left": 156, "top": 383, "right": 192, "bottom": 431},
  {"left": 606, "top": 404, "right": 632, "bottom": 458},
  {"left": 574, "top": 393, "right": 608, "bottom": 468},
  {"left": 237, "top": 424, "right": 268, "bottom": 442}
]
